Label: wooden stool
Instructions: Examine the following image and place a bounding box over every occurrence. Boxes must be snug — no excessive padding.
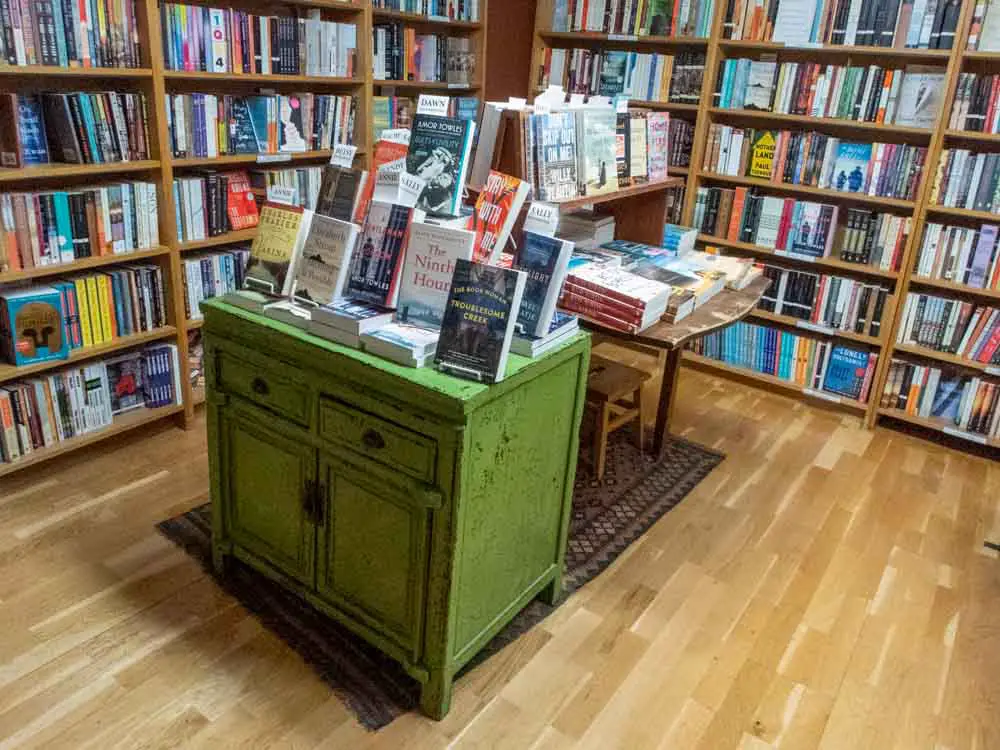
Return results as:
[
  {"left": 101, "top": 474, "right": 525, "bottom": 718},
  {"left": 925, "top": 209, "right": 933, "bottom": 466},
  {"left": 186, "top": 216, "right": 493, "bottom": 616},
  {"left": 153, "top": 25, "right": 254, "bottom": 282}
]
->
[{"left": 586, "top": 355, "right": 651, "bottom": 480}]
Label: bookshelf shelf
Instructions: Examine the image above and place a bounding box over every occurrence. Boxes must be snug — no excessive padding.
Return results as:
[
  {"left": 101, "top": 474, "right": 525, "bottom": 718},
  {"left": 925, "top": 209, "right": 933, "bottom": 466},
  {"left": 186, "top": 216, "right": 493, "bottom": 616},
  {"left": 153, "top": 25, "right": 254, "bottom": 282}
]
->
[
  {"left": 748, "top": 309, "right": 883, "bottom": 347},
  {"left": 943, "top": 129, "right": 1000, "bottom": 144},
  {"left": 707, "top": 107, "right": 934, "bottom": 140},
  {"left": 187, "top": 319, "right": 205, "bottom": 330},
  {"left": 683, "top": 351, "right": 869, "bottom": 414},
  {"left": 669, "top": 166, "right": 690, "bottom": 175},
  {"left": 892, "top": 343, "right": 1000, "bottom": 376},
  {"left": 960, "top": 51, "right": 1000, "bottom": 61},
  {"left": 716, "top": 40, "right": 952, "bottom": 62},
  {"left": 176, "top": 229, "right": 259, "bottom": 253},
  {"left": 0, "top": 161, "right": 160, "bottom": 184},
  {"left": 171, "top": 150, "right": 342, "bottom": 169},
  {"left": 552, "top": 178, "right": 685, "bottom": 210},
  {"left": 372, "top": 9, "right": 481, "bottom": 28},
  {"left": 878, "top": 408, "right": 1000, "bottom": 448},
  {"left": 924, "top": 205, "right": 1000, "bottom": 221},
  {"left": 0, "top": 66, "right": 154, "bottom": 78},
  {"left": 281, "top": 0, "right": 363, "bottom": 10},
  {"left": 0, "top": 247, "right": 171, "bottom": 284},
  {"left": 696, "top": 234, "right": 900, "bottom": 280},
  {"left": 0, "top": 326, "right": 178, "bottom": 385},
  {"left": 538, "top": 30, "right": 708, "bottom": 46},
  {"left": 162, "top": 71, "right": 361, "bottom": 86},
  {"left": 908, "top": 276, "right": 1000, "bottom": 301},
  {"left": 374, "top": 79, "right": 481, "bottom": 90},
  {"left": 697, "top": 172, "right": 917, "bottom": 210},
  {"left": 0, "top": 403, "right": 185, "bottom": 479}
]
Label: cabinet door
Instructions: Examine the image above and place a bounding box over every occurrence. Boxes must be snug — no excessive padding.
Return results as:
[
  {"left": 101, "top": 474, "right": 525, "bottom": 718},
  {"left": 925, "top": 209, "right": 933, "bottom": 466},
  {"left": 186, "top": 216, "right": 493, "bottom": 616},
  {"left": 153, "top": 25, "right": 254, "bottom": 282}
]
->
[
  {"left": 220, "top": 407, "right": 317, "bottom": 583},
  {"left": 315, "top": 452, "right": 437, "bottom": 656}
]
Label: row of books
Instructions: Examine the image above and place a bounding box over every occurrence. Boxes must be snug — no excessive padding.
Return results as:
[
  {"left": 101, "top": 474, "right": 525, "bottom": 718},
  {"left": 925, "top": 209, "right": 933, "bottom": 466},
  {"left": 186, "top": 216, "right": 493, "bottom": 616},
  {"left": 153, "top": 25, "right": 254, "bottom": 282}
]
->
[
  {"left": 689, "top": 320, "right": 879, "bottom": 403},
  {"left": 1, "top": 182, "right": 160, "bottom": 275},
  {"left": 253, "top": 167, "right": 323, "bottom": 211},
  {"left": 372, "top": 0, "right": 480, "bottom": 22},
  {"left": 915, "top": 223, "right": 1000, "bottom": 291},
  {"left": 930, "top": 149, "right": 1000, "bottom": 214},
  {"left": 0, "top": 344, "right": 181, "bottom": 465},
  {"left": 173, "top": 172, "right": 259, "bottom": 244},
  {"left": 372, "top": 95, "right": 478, "bottom": 140},
  {"left": 714, "top": 59, "right": 942, "bottom": 129},
  {"left": 968, "top": 1, "right": 1000, "bottom": 51},
  {"left": 549, "top": 0, "right": 715, "bottom": 37},
  {"left": 372, "top": 23, "right": 474, "bottom": 83},
  {"left": 896, "top": 293, "right": 1000, "bottom": 364},
  {"left": 165, "top": 93, "right": 357, "bottom": 159},
  {"left": 2, "top": 92, "right": 150, "bottom": 167},
  {"left": 949, "top": 73, "right": 1000, "bottom": 135},
  {"left": 538, "top": 49, "right": 704, "bottom": 105},
  {"left": 669, "top": 119, "right": 694, "bottom": 167},
  {"left": 722, "top": 0, "right": 961, "bottom": 49},
  {"left": 0, "top": 264, "right": 166, "bottom": 366},
  {"left": 702, "top": 127, "right": 926, "bottom": 201},
  {"left": 0, "top": 0, "right": 141, "bottom": 68},
  {"left": 161, "top": 4, "right": 357, "bottom": 77},
  {"left": 882, "top": 360, "right": 1000, "bottom": 440},
  {"left": 758, "top": 265, "right": 890, "bottom": 337},
  {"left": 183, "top": 247, "right": 250, "bottom": 321},
  {"left": 695, "top": 187, "right": 909, "bottom": 271}
]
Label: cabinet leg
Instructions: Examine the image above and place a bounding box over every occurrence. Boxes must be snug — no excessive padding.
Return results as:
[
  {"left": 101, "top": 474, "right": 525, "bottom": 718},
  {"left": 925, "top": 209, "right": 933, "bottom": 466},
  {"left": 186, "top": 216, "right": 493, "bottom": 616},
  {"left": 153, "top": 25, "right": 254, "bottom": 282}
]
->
[
  {"left": 420, "top": 668, "right": 453, "bottom": 720},
  {"left": 539, "top": 574, "right": 563, "bottom": 605},
  {"left": 212, "top": 547, "right": 232, "bottom": 578}
]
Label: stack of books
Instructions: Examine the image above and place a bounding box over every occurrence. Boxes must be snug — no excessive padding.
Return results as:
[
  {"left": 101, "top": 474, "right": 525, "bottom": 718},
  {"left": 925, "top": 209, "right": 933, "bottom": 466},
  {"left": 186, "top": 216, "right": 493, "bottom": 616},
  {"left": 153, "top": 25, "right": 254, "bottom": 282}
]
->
[
  {"left": 161, "top": 5, "right": 357, "bottom": 76},
  {"left": 250, "top": 168, "right": 324, "bottom": 211},
  {"left": 931, "top": 149, "right": 1000, "bottom": 214},
  {"left": 173, "top": 172, "right": 260, "bottom": 243},
  {"left": 558, "top": 210, "right": 616, "bottom": 251},
  {"left": 661, "top": 224, "right": 697, "bottom": 256},
  {"left": 0, "top": 183, "right": 160, "bottom": 274},
  {"left": 882, "top": 360, "right": 1000, "bottom": 440},
  {"left": 550, "top": 0, "right": 715, "bottom": 37},
  {"left": 950, "top": 73, "right": 1000, "bottom": 134},
  {"left": 361, "top": 322, "right": 441, "bottom": 367},
  {"left": 715, "top": 60, "right": 944, "bottom": 129},
  {"left": 702, "top": 127, "right": 926, "bottom": 201},
  {"left": 896, "top": 294, "right": 1000, "bottom": 366},
  {"left": 311, "top": 300, "right": 394, "bottom": 347},
  {"left": 559, "top": 262, "right": 671, "bottom": 333},
  {"left": 373, "top": 0, "right": 480, "bottom": 22},
  {"left": 183, "top": 247, "right": 251, "bottom": 320},
  {"left": 372, "top": 24, "right": 474, "bottom": 84},
  {"left": 914, "top": 223, "right": 1000, "bottom": 291}
]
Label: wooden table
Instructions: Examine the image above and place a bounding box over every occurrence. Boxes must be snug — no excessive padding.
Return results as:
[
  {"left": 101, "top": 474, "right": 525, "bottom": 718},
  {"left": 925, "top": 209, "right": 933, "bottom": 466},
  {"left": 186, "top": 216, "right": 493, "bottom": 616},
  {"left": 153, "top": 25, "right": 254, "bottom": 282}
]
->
[{"left": 581, "top": 276, "right": 770, "bottom": 455}]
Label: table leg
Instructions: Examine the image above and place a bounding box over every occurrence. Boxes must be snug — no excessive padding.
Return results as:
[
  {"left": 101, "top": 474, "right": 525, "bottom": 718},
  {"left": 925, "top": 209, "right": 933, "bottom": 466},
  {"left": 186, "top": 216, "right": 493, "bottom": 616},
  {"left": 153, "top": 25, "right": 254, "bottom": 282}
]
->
[{"left": 652, "top": 347, "right": 682, "bottom": 456}]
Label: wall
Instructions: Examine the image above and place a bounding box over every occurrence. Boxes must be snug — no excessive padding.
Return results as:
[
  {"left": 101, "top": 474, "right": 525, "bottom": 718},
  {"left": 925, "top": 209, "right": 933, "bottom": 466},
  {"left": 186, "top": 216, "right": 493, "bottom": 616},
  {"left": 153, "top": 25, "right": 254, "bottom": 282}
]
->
[{"left": 485, "top": 0, "right": 536, "bottom": 102}]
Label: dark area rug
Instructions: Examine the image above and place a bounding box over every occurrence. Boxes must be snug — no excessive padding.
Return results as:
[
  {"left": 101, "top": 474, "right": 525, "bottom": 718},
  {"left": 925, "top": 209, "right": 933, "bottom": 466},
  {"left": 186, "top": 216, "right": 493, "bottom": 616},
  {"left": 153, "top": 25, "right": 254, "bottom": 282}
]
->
[{"left": 157, "top": 427, "right": 723, "bottom": 730}]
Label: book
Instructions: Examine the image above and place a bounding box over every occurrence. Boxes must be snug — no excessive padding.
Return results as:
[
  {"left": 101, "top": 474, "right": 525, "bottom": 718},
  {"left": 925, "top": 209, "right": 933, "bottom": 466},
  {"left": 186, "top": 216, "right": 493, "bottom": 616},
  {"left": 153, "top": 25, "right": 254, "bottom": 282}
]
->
[
  {"left": 435, "top": 260, "right": 527, "bottom": 383},
  {"left": 104, "top": 352, "right": 145, "bottom": 414},
  {"left": 184, "top": 247, "right": 251, "bottom": 320},
  {"left": 510, "top": 312, "right": 579, "bottom": 358},
  {"left": 406, "top": 114, "right": 477, "bottom": 217},
  {"left": 315, "top": 165, "right": 367, "bottom": 222},
  {"left": 823, "top": 345, "right": 873, "bottom": 400},
  {"left": 830, "top": 142, "right": 873, "bottom": 193},
  {"left": 468, "top": 171, "right": 531, "bottom": 263},
  {"left": 291, "top": 214, "right": 360, "bottom": 307},
  {"left": 512, "top": 231, "right": 574, "bottom": 338},
  {"left": 894, "top": 67, "right": 946, "bottom": 128},
  {"left": 361, "top": 321, "right": 440, "bottom": 367},
  {"left": 575, "top": 109, "right": 618, "bottom": 197},
  {"left": 344, "top": 201, "right": 415, "bottom": 307},
  {"left": 396, "top": 221, "right": 476, "bottom": 329},
  {"left": 747, "top": 131, "right": 777, "bottom": 179},
  {"left": 312, "top": 299, "right": 394, "bottom": 335},
  {"left": 0, "top": 287, "right": 68, "bottom": 366},
  {"left": 0, "top": 95, "right": 48, "bottom": 167},
  {"left": 226, "top": 173, "right": 260, "bottom": 231},
  {"left": 244, "top": 203, "right": 313, "bottom": 297}
]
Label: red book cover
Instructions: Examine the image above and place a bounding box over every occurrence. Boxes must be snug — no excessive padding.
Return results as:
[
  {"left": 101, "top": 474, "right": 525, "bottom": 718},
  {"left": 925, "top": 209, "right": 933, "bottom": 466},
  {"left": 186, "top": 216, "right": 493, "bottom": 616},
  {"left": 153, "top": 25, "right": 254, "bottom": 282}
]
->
[
  {"left": 775, "top": 198, "right": 795, "bottom": 250},
  {"left": 468, "top": 171, "right": 530, "bottom": 264},
  {"left": 226, "top": 172, "right": 259, "bottom": 231},
  {"left": 559, "top": 284, "right": 645, "bottom": 324},
  {"left": 976, "top": 318, "right": 1000, "bottom": 363},
  {"left": 559, "top": 302, "right": 639, "bottom": 334},
  {"left": 727, "top": 187, "right": 747, "bottom": 242}
]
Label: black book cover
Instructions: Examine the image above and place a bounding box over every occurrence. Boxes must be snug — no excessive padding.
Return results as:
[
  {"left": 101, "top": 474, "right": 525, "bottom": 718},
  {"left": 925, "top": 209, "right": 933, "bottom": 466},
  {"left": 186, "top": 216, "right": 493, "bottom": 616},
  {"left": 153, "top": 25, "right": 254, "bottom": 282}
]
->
[
  {"left": 316, "top": 165, "right": 362, "bottom": 222},
  {"left": 42, "top": 94, "right": 84, "bottom": 163},
  {"left": 406, "top": 113, "right": 474, "bottom": 216},
  {"left": 435, "top": 260, "right": 526, "bottom": 384}
]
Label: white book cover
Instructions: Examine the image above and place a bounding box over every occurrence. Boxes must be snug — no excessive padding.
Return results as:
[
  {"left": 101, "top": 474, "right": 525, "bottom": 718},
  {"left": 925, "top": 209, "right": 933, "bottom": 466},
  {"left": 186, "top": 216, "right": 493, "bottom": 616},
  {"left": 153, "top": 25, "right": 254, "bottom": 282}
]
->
[
  {"left": 894, "top": 68, "right": 945, "bottom": 129},
  {"left": 291, "top": 214, "right": 360, "bottom": 307},
  {"left": 363, "top": 322, "right": 440, "bottom": 356},
  {"left": 772, "top": 0, "right": 817, "bottom": 45},
  {"left": 982, "top": 2, "right": 1000, "bottom": 51},
  {"left": 396, "top": 222, "right": 475, "bottom": 329}
]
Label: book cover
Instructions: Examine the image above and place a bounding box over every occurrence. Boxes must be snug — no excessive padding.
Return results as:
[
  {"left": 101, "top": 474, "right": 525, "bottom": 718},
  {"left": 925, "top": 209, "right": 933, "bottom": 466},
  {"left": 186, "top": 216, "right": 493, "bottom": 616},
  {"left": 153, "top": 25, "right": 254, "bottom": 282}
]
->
[
  {"left": 533, "top": 111, "right": 579, "bottom": 202},
  {"left": 244, "top": 203, "right": 313, "bottom": 297},
  {"left": 435, "top": 260, "right": 526, "bottom": 383},
  {"left": 229, "top": 98, "right": 262, "bottom": 153},
  {"left": 315, "top": 165, "right": 365, "bottom": 222},
  {"left": 822, "top": 345, "right": 870, "bottom": 399},
  {"left": 396, "top": 221, "right": 475, "bottom": 329},
  {"left": 0, "top": 95, "right": 49, "bottom": 167},
  {"left": 313, "top": 299, "right": 394, "bottom": 334},
  {"left": 745, "top": 59, "right": 777, "bottom": 110},
  {"left": 598, "top": 51, "right": 629, "bottom": 97},
  {"left": 747, "top": 130, "right": 777, "bottom": 179},
  {"left": 406, "top": 113, "right": 476, "bottom": 217},
  {"left": 647, "top": 112, "right": 670, "bottom": 182},
  {"left": 830, "top": 142, "right": 873, "bottom": 192},
  {"left": 931, "top": 374, "right": 967, "bottom": 421},
  {"left": 575, "top": 109, "right": 618, "bottom": 197},
  {"left": 894, "top": 67, "right": 946, "bottom": 129},
  {"left": 344, "top": 201, "right": 414, "bottom": 307},
  {"left": 363, "top": 321, "right": 440, "bottom": 356},
  {"left": 104, "top": 351, "right": 144, "bottom": 414},
  {"left": 226, "top": 172, "right": 259, "bottom": 231},
  {"left": 468, "top": 170, "right": 531, "bottom": 263},
  {"left": 291, "top": 214, "right": 360, "bottom": 307},
  {"left": 0, "top": 287, "right": 68, "bottom": 366},
  {"left": 278, "top": 96, "right": 307, "bottom": 152},
  {"left": 513, "top": 230, "right": 574, "bottom": 337},
  {"left": 353, "top": 139, "right": 408, "bottom": 224}
]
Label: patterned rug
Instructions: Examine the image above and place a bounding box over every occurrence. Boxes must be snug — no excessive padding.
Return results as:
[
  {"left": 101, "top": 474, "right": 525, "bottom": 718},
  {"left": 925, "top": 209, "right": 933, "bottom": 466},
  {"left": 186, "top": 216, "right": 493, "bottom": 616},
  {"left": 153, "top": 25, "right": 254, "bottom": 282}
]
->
[{"left": 157, "top": 427, "right": 723, "bottom": 730}]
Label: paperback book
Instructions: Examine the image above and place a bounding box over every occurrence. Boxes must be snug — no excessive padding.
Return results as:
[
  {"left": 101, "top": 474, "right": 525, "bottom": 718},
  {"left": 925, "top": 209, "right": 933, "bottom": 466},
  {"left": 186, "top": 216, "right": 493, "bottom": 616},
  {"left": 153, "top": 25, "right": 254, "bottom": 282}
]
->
[
  {"left": 312, "top": 299, "right": 394, "bottom": 335},
  {"left": 0, "top": 287, "right": 68, "bottom": 366},
  {"left": 244, "top": 203, "right": 314, "bottom": 297},
  {"left": 291, "top": 214, "right": 360, "bottom": 307},
  {"left": 406, "top": 114, "right": 477, "bottom": 217},
  {"left": 344, "top": 201, "right": 415, "bottom": 307},
  {"left": 396, "top": 222, "right": 476, "bottom": 329}
]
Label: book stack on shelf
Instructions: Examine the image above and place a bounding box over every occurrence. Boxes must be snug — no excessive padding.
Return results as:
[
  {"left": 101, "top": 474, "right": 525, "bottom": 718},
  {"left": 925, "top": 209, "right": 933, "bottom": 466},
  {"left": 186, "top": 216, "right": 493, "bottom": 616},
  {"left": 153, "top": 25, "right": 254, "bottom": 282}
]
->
[
  {"left": 174, "top": 172, "right": 260, "bottom": 243},
  {"left": 548, "top": 0, "right": 715, "bottom": 37},
  {"left": 896, "top": 292, "right": 1000, "bottom": 366},
  {"left": 913, "top": 223, "right": 1000, "bottom": 291},
  {"left": 249, "top": 168, "right": 325, "bottom": 209},
  {"left": 183, "top": 247, "right": 251, "bottom": 321},
  {"left": 372, "top": 24, "right": 475, "bottom": 84}
]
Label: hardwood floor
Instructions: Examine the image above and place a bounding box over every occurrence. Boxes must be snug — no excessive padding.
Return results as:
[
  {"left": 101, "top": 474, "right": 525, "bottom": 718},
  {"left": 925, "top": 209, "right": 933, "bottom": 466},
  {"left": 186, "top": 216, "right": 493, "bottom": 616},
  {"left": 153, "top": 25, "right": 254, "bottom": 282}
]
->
[{"left": 1, "top": 361, "right": 999, "bottom": 749}]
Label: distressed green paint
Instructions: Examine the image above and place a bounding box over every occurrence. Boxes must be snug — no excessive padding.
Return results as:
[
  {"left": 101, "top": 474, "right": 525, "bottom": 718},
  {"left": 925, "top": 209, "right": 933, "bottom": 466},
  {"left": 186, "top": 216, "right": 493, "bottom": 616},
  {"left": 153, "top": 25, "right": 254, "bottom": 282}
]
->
[{"left": 203, "top": 299, "right": 591, "bottom": 719}]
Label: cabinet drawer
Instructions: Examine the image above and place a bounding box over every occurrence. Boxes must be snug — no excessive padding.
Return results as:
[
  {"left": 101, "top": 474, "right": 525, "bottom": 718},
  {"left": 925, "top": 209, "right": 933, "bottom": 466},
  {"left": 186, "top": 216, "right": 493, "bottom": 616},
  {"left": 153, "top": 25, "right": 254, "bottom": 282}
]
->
[
  {"left": 319, "top": 398, "right": 436, "bottom": 483},
  {"left": 217, "top": 350, "right": 310, "bottom": 426}
]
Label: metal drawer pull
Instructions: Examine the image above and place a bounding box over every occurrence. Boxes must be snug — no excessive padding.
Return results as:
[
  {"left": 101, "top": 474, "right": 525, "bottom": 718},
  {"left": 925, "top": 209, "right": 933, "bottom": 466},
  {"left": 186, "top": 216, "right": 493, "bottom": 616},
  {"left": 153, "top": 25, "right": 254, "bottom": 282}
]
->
[
  {"left": 251, "top": 377, "right": 270, "bottom": 396},
  {"left": 362, "top": 428, "right": 386, "bottom": 450}
]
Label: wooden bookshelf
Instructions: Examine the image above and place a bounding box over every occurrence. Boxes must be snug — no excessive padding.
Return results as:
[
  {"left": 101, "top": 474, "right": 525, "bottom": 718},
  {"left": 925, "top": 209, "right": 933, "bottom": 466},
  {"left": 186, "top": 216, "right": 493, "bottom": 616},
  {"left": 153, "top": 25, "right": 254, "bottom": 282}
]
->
[
  {"left": 171, "top": 151, "right": 339, "bottom": 169},
  {"left": 748, "top": 309, "right": 883, "bottom": 348},
  {"left": 891, "top": 344, "right": 1000, "bottom": 376},
  {"left": 0, "top": 66, "right": 155, "bottom": 79},
  {"left": 707, "top": 107, "right": 935, "bottom": 140},
  {"left": 908, "top": 276, "right": 1000, "bottom": 302},
  {"left": 372, "top": 8, "right": 481, "bottom": 28},
  {"left": 696, "top": 171, "right": 918, "bottom": 210},
  {"left": 878, "top": 407, "right": 1000, "bottom": 449},
  {"left": 176, "top": 229, "right": 260, "bottom": 253},
  {"left": 0, "top": 161, "right": 160, "bottom": 184},
  {"left": 716, "top": 39, "right": 952, "bottom": 62},
  {"left": 0, "top": 247, "right": 171, "bottom": 284}
]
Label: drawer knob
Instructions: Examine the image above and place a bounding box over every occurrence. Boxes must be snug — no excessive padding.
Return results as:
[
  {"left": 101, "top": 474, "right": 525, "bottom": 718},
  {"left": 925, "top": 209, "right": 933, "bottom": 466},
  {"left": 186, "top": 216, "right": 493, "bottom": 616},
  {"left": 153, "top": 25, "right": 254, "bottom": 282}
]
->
[
  {"left": 251, "top": 377, "right": 270, "bottom": 396},
  {"left": 362, "top": 428, "right": 386, "bottom": 450}
]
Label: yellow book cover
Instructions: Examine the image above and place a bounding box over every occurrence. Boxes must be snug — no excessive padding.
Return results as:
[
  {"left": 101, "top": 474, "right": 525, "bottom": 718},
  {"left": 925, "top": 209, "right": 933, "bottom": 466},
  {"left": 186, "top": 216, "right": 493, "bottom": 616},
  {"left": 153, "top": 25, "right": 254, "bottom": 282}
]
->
[
  {"left": 245, "top": 203, "right": 309, "bottom": 296},
  {"left": 74, "top": 278, "right": 93, "bottom": 348},
  {"left": 97, "top": 275, "right": 115, "bottom": 341},
  {"left": 85, "top": 276, "right": 104, "bottom": 345},
  {"left": 747, "top": 130, "right": 777, "bottom": 180}
]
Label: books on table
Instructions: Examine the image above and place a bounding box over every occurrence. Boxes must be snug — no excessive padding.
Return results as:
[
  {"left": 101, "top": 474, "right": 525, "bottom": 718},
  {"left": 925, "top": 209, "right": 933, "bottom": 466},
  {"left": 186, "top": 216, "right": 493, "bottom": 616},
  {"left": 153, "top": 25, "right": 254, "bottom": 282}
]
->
[
  {"left": 406, "top": 113, "right": 477, "bottom": 217},
  {"left": 469, "top": 171, "right": 531, "bottom": 263},
  {"left": 244, "top": 203, "right": 314, "bottom": 297},
  {"left": 396, "top": 222, "right": 476, "bottom": 329},
  {"left": 512, "top": 231, "right": 575, "bottom": 338},
  {"left": 560, "top": 262, "right": 672, "bottom": 333},
  {"left": 510, "top": 312, "right": 579, "bottom": 358},
  {"left": 344, "top": 201, "right": 416, "bottom": 308},
  {"left": 290, "top": 214, "right": 360, "bottom": 307},
  {"left": 362, "top": 322, "right": 440, "bottom": 367}
]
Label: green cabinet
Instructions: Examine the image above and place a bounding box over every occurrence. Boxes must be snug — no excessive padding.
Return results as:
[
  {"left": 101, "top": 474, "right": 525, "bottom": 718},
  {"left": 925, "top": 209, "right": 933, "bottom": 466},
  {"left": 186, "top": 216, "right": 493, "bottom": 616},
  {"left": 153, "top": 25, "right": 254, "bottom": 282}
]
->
[{"left": 202, "top": 299, "right": 590, "bottom": 719}]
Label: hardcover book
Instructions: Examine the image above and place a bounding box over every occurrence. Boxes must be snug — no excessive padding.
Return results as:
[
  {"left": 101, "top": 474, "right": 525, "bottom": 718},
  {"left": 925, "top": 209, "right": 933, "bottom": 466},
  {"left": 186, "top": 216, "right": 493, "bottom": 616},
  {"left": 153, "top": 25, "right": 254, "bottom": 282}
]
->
[
  {"left": 396, "top": 222, "right": 475, "bottom": 329},
  {"left": 104, "top": 351, "right": 145, "bottom": 414},
  {"left": 646, "top": 112, "right": 670, "bottom": 182},
  {"left": 291, "top": 214, "right": 360, "bottom": 306},
  {"left": 512, "top": 231, "right": 574, "bottom": 337},
  {"left": 278, "top": 95, "right": 307, "bottom": 152},
  {"left": 0, "top": 95, "right": 49, "bottom": 167},
  {"left": 829, "top": 142, "right": 873, "bottom": 193},
  {"left": 533, "top": 112, "right": 579, "bottom": 202},
  {"left": 229, "top": 98, "right": 262, "bottom": 153},
  {"left": 0, "top": 287, "right": 68, "bottom": 366},
  {"left": 244, "top": 203, "right": 313, "bottom": 297},
  {"left": 226, "top": 172, "right": 260, "bottom": 231},
  {"left": 344, "top": 201, "right": 415, "bottom": 307},
  {"left": 435, "top": 260, "right": 527, "bottom": 383},
  {"left": 822, "top": 345, "right": 870, "bottom": 400},
  {"left": 468, "top": 171, "right": 531, "bottom": 263},
  {"left": 406, "top": 114, "right": 477, "bottom": 217},
  {"left": 575, "top": 109, "right": 618, "bottom": 197},
  {"left": 895, "top": 67, "right": 946, "bottom": 129},
  {"left": 315, "top": 165, "right": 366, "bottom": 222},
  {"left": 747, "top": 131, "right": 777, "bottom": 179}
]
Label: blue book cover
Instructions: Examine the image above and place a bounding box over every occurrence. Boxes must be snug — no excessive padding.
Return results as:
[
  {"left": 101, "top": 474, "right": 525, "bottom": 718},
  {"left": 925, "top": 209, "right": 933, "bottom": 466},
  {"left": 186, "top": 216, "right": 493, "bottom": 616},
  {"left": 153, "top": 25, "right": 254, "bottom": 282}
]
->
[
  {"left": 830, "top": 142, "right": 873, "bottom": 193},
  {"left": 822, "top": 345, "right": 869, "bottom": 399},
  {"left": 246, "top": 96, "right": 272, "bottom": 152},
  {"left": 454, "top": 97, "right": 480, "bottom": 122},
  {"left": 513, "top": 231, "right": 573, "bottom": 338},
  {"left": 931, "top": 375, "right": 967, "bottom": 422},
  {"left": 16, "top": 95, "right": 49, "bottom": 166},
  {"left": 0, "top": 287, "right": 68, "bottom": 366},
  {"left": 435, "top": 260, "right": 526, "bottom": 383}
]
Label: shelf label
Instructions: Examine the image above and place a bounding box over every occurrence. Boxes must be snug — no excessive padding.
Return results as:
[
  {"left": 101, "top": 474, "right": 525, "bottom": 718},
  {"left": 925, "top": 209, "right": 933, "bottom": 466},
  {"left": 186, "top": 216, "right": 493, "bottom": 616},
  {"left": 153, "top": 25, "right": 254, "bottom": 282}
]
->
[
  {"left": 986, "top": 366, "right": 1000, "bottom": 377},
  {"left": 803, "top": 388, "right": 842, "bottom": 404},
  {"left": 608, "top": 34, "right": 638, "bottom": 41},
  {"left": 266, "top": 185, "right": 297, "bottom": 205},
  {"left": 329, "top": 144, "right": 357, "bottom": 168},
  {"left": 417, "top": 94, "right": 450, "bottom": 117},
  {"left": 796, "top": 320, "right": 835, "bottom": 336},
  {"left": 774, "top": 249, "right": 816, "bottom": 263},
  {"left": 533, "top": 100, "right": 552, "bottom": 114},
  {"left": 447, "top": 82, "right": 468, "bottom": 89},
  {"left": 397, "top": 172, "right": 427, "bottom": 208},
  {"left": 507, "top": 96, "right": 527, "bottom": 110},
  {"left": 943, "top": 426, "right": 989, "bottom": 445},
  {"left": 588, "top": 95, "right": 612, "bottom": 108},
  {"left": 380, "top": 128, "right": 411, "bottom": 145},
  {"left": 569, "top": 93, "right": 586, "bottom": 107},
  {"left": 614, "top": 95, "right": 630, "bottom": 113},
  {"left": 524, "top": 202, "right": 559, "bottom": 237},
  {"left": 257, "top": 153, "right": 291, "bottom": 164}
]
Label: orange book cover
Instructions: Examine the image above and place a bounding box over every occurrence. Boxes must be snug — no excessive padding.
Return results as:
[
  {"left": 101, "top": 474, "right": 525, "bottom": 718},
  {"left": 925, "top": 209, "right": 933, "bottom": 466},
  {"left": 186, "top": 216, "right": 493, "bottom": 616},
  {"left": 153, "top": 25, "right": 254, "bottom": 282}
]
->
[
  {"left": 727, "top": 187, "right": 747, "bottom": 241},
  {"left": 876, "top": 70, "right": 894, "bottom": 123}
]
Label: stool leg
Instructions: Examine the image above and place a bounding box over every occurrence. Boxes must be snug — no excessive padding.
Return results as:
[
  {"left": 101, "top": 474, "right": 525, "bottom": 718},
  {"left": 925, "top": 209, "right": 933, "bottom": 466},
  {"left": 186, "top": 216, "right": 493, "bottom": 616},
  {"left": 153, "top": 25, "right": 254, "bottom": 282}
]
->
[
  {"left": 595, "top": 403, "right": 609, "bottom": 480},
  {"left": 634, "top": 387, "right": 645, "bottom": 452}
]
